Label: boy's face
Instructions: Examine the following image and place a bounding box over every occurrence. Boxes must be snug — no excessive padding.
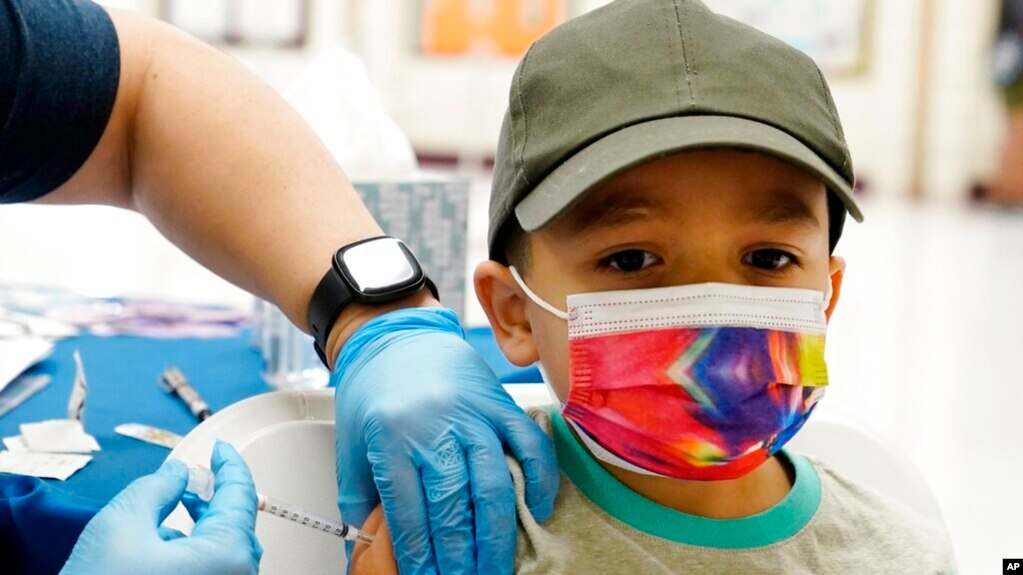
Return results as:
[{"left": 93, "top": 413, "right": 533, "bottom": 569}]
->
[{"left": 475, "top": 149, "right": 846, "bottom": 401}]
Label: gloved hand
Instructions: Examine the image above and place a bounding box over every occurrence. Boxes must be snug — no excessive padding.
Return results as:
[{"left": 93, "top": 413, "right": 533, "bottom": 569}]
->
[
  {"left": 333, "top": 307, "right": 559, "bottom": 575},
  {"left": 61, "top": 441, "right": 262, "bottom": 575}
]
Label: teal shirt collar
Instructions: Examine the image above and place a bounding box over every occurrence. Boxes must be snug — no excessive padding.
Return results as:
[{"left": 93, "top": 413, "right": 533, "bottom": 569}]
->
[{"left": 549, "top": 410, "right": 822, "bottom": 549}]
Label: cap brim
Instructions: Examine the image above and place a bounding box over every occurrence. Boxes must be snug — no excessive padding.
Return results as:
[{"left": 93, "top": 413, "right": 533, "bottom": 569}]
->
[{"left": 514, "top": 115, "right": 863, "bottom": 231}]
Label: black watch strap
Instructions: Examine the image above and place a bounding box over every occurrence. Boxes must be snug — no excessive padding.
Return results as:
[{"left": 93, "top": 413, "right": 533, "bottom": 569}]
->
[
  {"left": 309, "top": 271, "right": 441, "bottom": 368},
  {"left": 309, "top": 267, "right": 355, "bottom": 367}
]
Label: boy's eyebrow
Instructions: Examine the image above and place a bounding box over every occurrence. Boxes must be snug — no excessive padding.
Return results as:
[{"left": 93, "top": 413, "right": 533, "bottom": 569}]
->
[
  {"left": 752, "top": 196, "right": 822, "bottom": 229},
  {"left": 563, "top": 195, "right": 664, "bottom": 235}
]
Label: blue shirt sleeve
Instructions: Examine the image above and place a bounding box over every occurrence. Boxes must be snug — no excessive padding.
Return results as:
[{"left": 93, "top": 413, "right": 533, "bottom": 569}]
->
[
  {"left": 0, "top": 0, "right": 120, "bottom": 204},
  {"left": 0, "top": 474, "right": 101, "bottom": 575}
]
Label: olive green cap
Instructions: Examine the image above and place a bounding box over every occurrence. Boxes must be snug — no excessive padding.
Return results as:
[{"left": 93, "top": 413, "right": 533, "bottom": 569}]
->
[{"left": 489, "top": 0, "right": 862, "bottom": 260}]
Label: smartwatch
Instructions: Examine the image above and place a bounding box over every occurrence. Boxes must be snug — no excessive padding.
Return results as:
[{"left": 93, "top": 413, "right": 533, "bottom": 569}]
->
[{"left": 307, "top": 236, "right": 438, "bottom": 366}]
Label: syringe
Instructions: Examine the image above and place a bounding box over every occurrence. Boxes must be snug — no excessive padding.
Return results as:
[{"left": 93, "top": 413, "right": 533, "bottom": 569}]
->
[{"left": 186, "top": 466, "right": 373, "bottom": 544}]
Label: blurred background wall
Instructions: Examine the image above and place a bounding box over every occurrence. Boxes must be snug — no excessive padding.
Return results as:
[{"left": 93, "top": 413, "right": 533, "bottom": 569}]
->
[
  {"left": 2, "top": 2, "right": 1020, "bottom": 571},
  {"left": 95, "top": 0, "right": 1008, "bottom": 199},
  {"left": 1, "top": 0, "right": 1012, "bottom": 307},
  {"left": 85, "top": 0, "right": 1008, "bottom": 201}
]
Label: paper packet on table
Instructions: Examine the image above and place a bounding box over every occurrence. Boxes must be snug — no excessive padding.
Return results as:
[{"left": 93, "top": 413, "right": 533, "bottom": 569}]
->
[
  {"left": 0, "top": 374, "right": 51, "bottom": 418},
  {"left": 0, "top": 350, "right": 99, "bottom": 480},
  {"left": 0, "top": 337, "right": 53, "bottom": 394},
  {"left": 0, "top": 452, "right": 92, "bottom": 480}
]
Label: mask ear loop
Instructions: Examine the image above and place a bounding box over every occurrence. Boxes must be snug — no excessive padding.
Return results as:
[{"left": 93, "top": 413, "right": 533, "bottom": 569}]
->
[{"left": 509, "top": 266, "right": 570, "bottom": 321}]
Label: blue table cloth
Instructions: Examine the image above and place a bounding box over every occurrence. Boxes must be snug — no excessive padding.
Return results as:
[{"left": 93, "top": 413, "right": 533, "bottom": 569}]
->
[{"left": 0, "top": 326, "right": 538, "bottom": 574}]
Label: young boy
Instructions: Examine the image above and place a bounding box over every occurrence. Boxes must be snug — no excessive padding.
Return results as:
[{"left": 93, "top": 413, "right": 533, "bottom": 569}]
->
[{"left": 352, "top": 0, "right": 955, "bottom": 572}]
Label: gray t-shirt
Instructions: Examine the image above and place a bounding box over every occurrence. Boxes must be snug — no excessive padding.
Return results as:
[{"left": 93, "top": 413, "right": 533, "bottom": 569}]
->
[{"left": 511, "top": 407, "right": 956, "bottom": 574}]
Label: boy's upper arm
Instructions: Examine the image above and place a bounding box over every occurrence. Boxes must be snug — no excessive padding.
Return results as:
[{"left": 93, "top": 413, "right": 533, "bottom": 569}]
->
[{"left": 349, "top": 505, "right": 399, "bottom": 575}]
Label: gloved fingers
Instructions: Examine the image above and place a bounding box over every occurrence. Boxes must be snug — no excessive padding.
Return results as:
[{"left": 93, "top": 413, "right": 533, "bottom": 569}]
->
[
  {"left": 335, "top": 390, "right": 381, "bottom": 567},
  {"left": 420, "top": 436, "right": 475, "bottom": 575},
  {"left": 335, "top": 414, "right": 377, "bottom": 532},
  {"left": 104, "top": 459, "right": 189, "bottom": 528},
  {"left": 159, "top": 526, "right": 186, "bottom": 541},
  {"left": 371, "top": 449, "right": 438, "bottom": 575},
  {"left": 466, "top": 432, "right": 517, "bottom": 575},
  {"left": 191, "top": 441, "right": 258, "bottom": 540},
  {"left": 337, "top": 460, "right": 380, "bottom": 564},
  {"left": 337, "top": 489, "right": 379, "bottom": 552},
  {"left": 496, "top": 410, "right": 559, "bottom": 522},
  {"left": 182, "top": 490, "right": 210, "bottom": 523}
]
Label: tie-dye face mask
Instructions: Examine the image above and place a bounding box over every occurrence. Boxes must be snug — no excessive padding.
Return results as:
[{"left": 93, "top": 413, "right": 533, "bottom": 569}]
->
[{"left": 510, "top": 267, "right": 831, "bottom": 481}]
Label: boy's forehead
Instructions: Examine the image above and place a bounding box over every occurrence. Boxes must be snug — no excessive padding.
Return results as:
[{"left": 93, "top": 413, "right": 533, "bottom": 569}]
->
[{"left": 548, "top": 151, "right": 827, "bottom": 236}]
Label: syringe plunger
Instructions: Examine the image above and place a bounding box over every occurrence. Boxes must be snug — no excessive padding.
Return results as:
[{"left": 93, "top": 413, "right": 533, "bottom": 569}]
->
[
  {"left": 183, "top": 465, "right": 372, "bottom": 544},
  {"left": 257, "top": 494, "right": 373, "bottom": 543}
]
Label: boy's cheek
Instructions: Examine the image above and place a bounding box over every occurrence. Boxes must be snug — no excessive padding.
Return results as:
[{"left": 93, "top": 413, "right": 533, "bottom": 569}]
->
[{"left": 528, "top": 310, "right": 572, "bottom": 400}]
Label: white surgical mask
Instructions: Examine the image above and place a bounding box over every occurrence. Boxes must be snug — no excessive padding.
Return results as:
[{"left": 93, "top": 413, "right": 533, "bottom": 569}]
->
[{"left": 509, "top": 266, "right": 831, "bottom": 480}]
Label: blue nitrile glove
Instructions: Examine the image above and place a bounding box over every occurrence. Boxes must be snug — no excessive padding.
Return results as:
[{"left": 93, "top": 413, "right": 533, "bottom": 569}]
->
[
  {"left": 334, "top": 307, "right": 559, "bottom": 575},
  {"left": 61, "top": 441, "right": 262, "bottom": 575}
]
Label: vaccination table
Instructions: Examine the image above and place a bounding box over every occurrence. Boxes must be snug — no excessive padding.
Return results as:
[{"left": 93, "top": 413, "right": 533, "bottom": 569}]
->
[{"left": 0, "top": 327, "right": 537, "bottom": 574}]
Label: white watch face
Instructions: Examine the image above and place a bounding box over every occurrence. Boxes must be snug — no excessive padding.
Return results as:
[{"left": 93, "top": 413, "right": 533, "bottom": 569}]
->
[{"left": 341, "top": 238, "right": 417, "bottom": 294}]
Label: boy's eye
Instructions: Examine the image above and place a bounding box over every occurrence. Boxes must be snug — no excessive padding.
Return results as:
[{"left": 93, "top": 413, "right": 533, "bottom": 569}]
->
[
  {"left": 743, "top": 249, "right": 796, "bottom": 271},
  {"left": 603, "top": 249, "right": 661, "bottom": 273}
]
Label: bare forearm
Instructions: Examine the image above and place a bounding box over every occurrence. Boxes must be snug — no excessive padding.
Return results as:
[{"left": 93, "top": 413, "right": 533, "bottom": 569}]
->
[
  {"left": 128, "top": 14, "right": 384, "bottom": 330},
  {"left": 45, "top": 9, "right": 436, "bottom": 354}
]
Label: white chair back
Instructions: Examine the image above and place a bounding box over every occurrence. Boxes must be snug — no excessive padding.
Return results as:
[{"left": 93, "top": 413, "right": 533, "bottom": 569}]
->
[{"left": 786, "top": 401, "right": 947, "bottom": 528}]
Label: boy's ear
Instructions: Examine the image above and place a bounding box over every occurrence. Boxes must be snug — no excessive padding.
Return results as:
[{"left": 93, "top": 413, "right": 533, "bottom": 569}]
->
[
  {"left": 825, "top": 255, "right": 846, "bottom": 322},
  {"left": 473, "top": 261, "right": 540, "bottom": 367}
]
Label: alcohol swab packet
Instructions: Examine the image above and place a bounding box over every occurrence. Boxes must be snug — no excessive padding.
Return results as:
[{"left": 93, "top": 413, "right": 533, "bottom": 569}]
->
[
  {"left": 20, "top": 419, "right": 100, "bottom": 453},
  {"left": 0, "top": 374, "right": 51, "bottom": 419},
  {"left": 0, "top": 338, "right": 53, "bottom": 395},
  {"left": 115, "top": 423, "right": 182, "bottom": 449},
  {"left": 14, "top": 350, "right": 100, "bottom": 454},
  {"left": 67, "top": 350, "right": 87, "bottom": 422},
  {"left": 2, "top": 435, "right": 29, "bottom": 452},
  {"left": 0, "top": 451, "right": 92, "bottom": 480}
]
